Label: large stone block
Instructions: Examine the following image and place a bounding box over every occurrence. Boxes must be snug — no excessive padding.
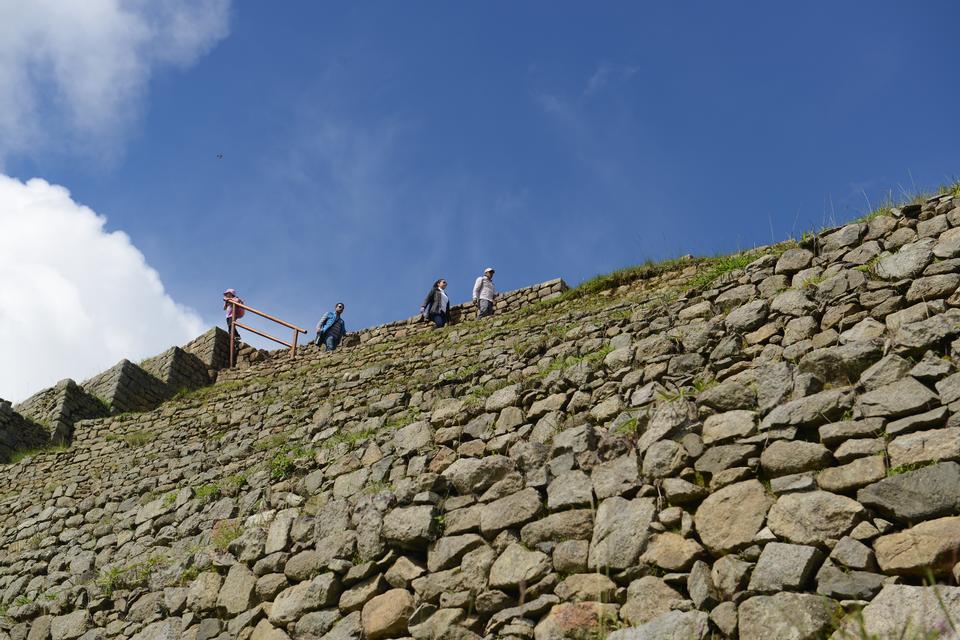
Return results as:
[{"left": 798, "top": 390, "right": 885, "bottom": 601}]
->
[
  {"left": 832, "top": 584, "right": 960, "bottom": 639},
  {"left": 0, "top": 399, "right": 48, "bottom": 463},
  {"left": 140, "top": 346, "right": 210, "bottom": 394},
  {"left": 81, "top": 359, "right": 172, "bottom": 414},
  {"left": 182, "top": 326, "right": 233, "bottom": 371},
  {"left": 13, "top": 378, "right": 107, "bottom": 443}
]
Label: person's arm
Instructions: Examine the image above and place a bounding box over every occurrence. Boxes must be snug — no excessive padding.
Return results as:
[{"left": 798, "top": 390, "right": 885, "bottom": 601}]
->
[
  {"left": 421, "top": 288, "right": 435, "bottom": 311},
  {"left": 472, "top": 277, "right": 482, "bottom": 302},
  {"left": 316, "top": 312, "right": 330, "bottom": 334}
]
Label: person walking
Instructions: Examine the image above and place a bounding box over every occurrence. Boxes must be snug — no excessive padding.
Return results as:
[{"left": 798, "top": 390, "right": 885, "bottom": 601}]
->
[
  {"left": 315, "top": 303, "right": 347, "bottom": 351},
  {"left": 222, "top": 289, "right": 245, "bottom": 339},
  {"left": 472, "top": 267, "right": 497, "bottom": 318},
  {"left": 420, "top": 278, "right": 451, "bottom": 328}
]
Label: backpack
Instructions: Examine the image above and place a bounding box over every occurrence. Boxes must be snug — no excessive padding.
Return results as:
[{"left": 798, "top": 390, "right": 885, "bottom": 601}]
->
[{"left": 233, "top": 298, "right": 246, "bottom": 319}]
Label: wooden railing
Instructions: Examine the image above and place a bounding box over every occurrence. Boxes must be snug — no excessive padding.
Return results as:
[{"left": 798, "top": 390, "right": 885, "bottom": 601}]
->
[{"left": 227, "top": 300, "right": 306, "bottom": 367}]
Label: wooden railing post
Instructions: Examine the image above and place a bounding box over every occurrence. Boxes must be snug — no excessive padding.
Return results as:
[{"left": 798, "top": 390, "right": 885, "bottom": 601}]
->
[{"left": 228, "top": 301, "right": 237, "bottom": 368}]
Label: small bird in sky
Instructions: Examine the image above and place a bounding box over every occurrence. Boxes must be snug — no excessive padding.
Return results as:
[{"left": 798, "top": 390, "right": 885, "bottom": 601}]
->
[{"left": 217, "top": 153, "right": 223, "bottom": 160}]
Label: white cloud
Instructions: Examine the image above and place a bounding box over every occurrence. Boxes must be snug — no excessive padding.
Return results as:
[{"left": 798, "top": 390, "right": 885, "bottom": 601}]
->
[
  {"left": 0, "top": 174, "right": 204, "bottom": 402},
  {"left": 583, "top": 63, "right": 639, "bottom": 97},
  {"left": 0, "top": 0, "right": 231, "bottom": 162}
]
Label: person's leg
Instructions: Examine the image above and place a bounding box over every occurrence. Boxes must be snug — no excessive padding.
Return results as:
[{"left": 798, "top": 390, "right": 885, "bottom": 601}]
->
[
  {"left": 479, "top": 299, "right": 494, "bottom": 318},
  {"left": 226, "top": 317, "right": 240, "bottom": 340},
  {"left": 324, "top": 335, "right": 337, "bottom": 351},
  {"left": 431, "top": 313, "right": 445, "bottom": 328}
]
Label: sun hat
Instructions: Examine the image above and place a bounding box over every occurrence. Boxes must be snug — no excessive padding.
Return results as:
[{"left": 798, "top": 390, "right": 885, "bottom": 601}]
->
[{"left": 223, "top": 288, "right": 236, "bottom": 295}]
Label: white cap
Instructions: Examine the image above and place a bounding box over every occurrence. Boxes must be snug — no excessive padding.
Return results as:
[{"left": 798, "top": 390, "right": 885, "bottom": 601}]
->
[{"left": 484, "top": 267, "right": 495, "bottom": 274}]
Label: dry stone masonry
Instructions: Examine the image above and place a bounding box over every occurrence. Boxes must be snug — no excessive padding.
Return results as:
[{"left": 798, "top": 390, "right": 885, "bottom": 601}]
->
[
  {"left": 0, "top": 280, "right": 569, "bottom": 464},
  {"left": 0, "top": 400, "right": 47, "bottom": 463},
  {"left": 11, "top": 380, "right": 105, "bottom": 446},
  {"left": 2, "top": 199, "right": 960, "bottom": 639}
]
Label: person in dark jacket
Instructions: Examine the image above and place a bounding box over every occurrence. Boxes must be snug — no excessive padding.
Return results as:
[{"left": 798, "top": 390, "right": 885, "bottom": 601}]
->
[{"left": 420, "top": 279, "right": 451, "bottom": 328}]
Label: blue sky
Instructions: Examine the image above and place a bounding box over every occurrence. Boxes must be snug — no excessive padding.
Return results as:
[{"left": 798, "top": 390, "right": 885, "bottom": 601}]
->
[{"left": 2, "top": 1, "right": 959, "bottom": 396}]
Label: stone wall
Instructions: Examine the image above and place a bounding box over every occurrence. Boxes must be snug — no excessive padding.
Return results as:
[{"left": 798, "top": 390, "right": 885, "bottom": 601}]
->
[
  {"left": 140, "top": 346, "right": 211, "bottom": 393},
  {"left": 1, "top": 278, "right": 568, "bottom": 449},
  {"left": 13, "top": 379, "right": 108, "bottom": 444},
  {"left": 8, "top": 219, "right": 960, "bottom": 640},
  {"left": 348, "top": 277, "right": 569, "bottom": 346},
  {"left": 81, "top": 359, "right": 173, "bottom": 415},
  {"left": 0, "top": 400, "right": 48, "bottom": 463}
]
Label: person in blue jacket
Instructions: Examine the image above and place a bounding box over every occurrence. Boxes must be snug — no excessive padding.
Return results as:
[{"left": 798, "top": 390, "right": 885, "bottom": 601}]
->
[{"left": 314, "top": 303, "right": 346, "bottom": 351}]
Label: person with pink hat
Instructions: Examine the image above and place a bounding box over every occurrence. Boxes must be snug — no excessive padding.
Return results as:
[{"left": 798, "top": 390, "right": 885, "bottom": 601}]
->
[{"left": 222, "top": 288, "right": 245, "bottom": 339}]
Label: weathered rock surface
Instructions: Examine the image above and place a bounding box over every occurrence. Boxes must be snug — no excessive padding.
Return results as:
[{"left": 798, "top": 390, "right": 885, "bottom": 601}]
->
[
  {"left": 747, "top": 542, "right": 823, "bottom": 592},
  {"left": 360, "top": 589, "right": 414, "bottom": 640},
  {"left": 694, "top": 480, "right": 772, "bottom": 554},
  {"left": 832, "top": 584, "right": 960, "bottom": 639},
  {"left": 588, "top": 497, "right": 655, "bottom": 570},
  {"left": 767, "top": 491, "right": 865, "bottom": 545},
  {"left": 738, "top": 593, "right": 838, "bottom": 640},
  {"left": 607, "top": 610, "right": 710, "bottom": 640},
  {"left": 857, "top": 461, "right": 960, "bottom": 521},
  {"left": 5, "top": 198, "right": 960, "bottom": 639},
  {"left": 873, "top": 516, "right": 960, "bottom": 575}
]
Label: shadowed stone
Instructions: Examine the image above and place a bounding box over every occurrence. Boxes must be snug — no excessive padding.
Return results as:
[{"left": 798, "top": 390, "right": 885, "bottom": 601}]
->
[{"left": 857, "top": 461, "right": 960, "bottom": 521}]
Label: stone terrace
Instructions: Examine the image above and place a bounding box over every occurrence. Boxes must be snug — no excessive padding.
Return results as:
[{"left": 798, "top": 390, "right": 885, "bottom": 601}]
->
[{"left": 2, "top": 195, "right": 960, "bottom": 639}]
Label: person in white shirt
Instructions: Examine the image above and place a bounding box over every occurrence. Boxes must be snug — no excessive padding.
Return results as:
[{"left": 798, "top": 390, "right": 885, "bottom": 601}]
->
[
  {"left": 472, "top": 267, "right": 497, "bottom": 318},
  {"left": 420, "top": 278, "right": 451, "bottom": 327}
]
